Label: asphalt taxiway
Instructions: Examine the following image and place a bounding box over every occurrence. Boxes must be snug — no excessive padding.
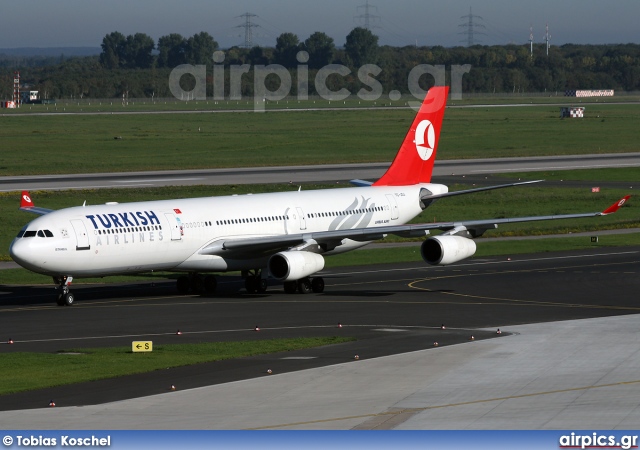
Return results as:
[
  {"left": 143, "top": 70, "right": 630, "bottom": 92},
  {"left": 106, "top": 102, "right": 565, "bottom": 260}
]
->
[{"left": 1, "top": 247, "right": 639, "bottom": 428}]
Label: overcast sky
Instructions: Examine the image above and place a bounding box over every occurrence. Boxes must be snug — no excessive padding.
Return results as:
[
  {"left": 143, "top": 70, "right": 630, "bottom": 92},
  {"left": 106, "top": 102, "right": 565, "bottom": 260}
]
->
[{"left": 1, "top": 0, "right": 638, "bottom": 49}]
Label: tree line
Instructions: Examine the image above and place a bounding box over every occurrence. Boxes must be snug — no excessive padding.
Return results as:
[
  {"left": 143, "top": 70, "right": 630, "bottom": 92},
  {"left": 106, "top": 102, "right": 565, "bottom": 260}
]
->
[{"left": 1, "top": 28, "right": 639, "bottom": 100}]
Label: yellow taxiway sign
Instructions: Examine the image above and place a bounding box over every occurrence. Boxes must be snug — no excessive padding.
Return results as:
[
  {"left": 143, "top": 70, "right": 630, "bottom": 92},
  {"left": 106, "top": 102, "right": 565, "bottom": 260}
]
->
[{"left": 132, "top": 341, "right": 153, "bottom": 352}]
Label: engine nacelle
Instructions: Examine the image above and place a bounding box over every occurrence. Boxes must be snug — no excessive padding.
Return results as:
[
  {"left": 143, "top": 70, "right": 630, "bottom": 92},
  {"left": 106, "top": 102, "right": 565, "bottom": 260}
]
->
[
  {"left": 268, "top": 251, "right": 325, "bottom": 281},
  {"left": 421, "top": 235, "right": 477, "bottom": 265}
]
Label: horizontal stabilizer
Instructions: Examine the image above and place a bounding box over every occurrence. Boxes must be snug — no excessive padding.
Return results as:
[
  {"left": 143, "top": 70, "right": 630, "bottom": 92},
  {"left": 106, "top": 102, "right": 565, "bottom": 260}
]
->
[{"left": 349, "top": 179, "right": 374, "bottom": 187}]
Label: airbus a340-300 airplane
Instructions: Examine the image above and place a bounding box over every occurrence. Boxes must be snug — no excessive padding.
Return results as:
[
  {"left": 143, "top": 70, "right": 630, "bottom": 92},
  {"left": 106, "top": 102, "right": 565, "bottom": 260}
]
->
[{"left": 10, "top": 86, "right": 629, "bottom": 306}]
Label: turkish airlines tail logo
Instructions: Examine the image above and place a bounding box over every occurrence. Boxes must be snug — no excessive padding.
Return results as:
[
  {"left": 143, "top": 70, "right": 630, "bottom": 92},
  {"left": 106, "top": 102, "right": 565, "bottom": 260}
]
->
[
  {"left": 373, "top": 86, "right": 449, "bottom": 186},
  {"left": 415, "top": 119, "right": 436, "bottom": 161},
  {"left": 21, "top": 191, "right": 34, "bottom": 208}
]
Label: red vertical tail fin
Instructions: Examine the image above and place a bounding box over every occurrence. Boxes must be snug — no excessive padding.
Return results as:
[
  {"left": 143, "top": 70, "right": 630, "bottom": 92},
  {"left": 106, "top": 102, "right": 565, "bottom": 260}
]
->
[{"left": 373, "top": 86, "right": 449, "bottom": 186}]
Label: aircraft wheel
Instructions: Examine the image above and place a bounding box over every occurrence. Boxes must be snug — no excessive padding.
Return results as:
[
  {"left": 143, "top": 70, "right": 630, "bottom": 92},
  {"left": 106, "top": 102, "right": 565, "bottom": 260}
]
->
[
  {"left": 257, "top": 278, "right": 268, "bottom": 293},
  {"left": 56, "top": 294, "right": 65, "bottom": 306},
  {"left": 311, "top": 277, "right": 325, "bottom": 293},
  {"left": 191, "top": 275, "right": 205, "bottom": 294},
  {"left": 283, "top": 281, "right": 297, "bottom": 294},
  {"left": 63, "top": 292, "right": 75, "bottom": 306},
  {"left": 245, "top": 277, "right": 257, "bottom": 294},
  {"left": 297, "top": 278, "right": 312, "bottom": 294},
  {"left": 176, "top": 276, "right": 190, "bottom": 294},
  {"left": 203, "top": 275, "right": 217, "bottom": 295}
]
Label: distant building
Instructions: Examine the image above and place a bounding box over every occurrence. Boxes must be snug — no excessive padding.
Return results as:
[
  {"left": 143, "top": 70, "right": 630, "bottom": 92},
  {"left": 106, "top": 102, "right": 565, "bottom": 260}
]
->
[
  {"left": 20, "top": 90, "right": 39, "bottom": 103},
  {"left": 560, "top": 106, "right": 585, "bottom": 118},
  {"left": 565, "top": 90, "right": 614, "bottom": 97}
]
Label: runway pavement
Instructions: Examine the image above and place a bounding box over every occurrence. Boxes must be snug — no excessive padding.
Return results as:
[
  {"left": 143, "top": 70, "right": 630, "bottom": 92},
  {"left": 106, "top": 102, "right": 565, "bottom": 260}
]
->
[
  {"left": 1, "top": 152, "right": 640, "bottom": 192},
  {"left": 1, "top": 246, "right": 639, "bottom": 428}
]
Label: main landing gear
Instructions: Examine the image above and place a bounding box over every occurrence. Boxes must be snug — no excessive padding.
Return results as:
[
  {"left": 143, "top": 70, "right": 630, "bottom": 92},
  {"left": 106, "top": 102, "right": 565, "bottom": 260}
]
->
[
  {"left": 283, "top": 276, "right": 325, "bottom": 294},
  {"left": 176, "top": 273, "right": 217, "bottom": 295},
  {"left": 243, "top": 269, "right": 268, "bottom": 294},
  {"left": 175, "top": 272, "right": 325, "bottom": 295},
  {"left": 54, "top": 276, "right": 75, "bottom": 306}
]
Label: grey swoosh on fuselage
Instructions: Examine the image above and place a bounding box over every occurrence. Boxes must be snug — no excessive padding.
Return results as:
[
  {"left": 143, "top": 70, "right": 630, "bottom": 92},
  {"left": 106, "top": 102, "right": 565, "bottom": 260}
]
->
[{"left": 328, "top": 196, "right": 375, "bottom": 231}]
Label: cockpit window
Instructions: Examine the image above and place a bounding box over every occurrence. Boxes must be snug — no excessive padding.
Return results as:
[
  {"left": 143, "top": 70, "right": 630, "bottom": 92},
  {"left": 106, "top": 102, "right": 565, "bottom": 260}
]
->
[{"left": 19, "top": 229, "right": 53, "bottom": 238}]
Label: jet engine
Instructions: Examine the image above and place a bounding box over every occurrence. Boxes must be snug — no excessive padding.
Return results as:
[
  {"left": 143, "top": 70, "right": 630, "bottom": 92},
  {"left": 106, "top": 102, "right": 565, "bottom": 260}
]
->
[
  {"left": 268, "top": 251, "right": 325, "bottom": 281},
  {"left": 421, "top": 235, "right": 477, "bottom": 265}
]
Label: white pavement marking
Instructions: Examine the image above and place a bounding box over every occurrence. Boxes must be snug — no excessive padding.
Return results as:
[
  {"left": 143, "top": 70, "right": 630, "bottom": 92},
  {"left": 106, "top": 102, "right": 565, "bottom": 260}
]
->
[
  {"left": 472, "top": 163, "right": 640, "bottom": 172},
  {"left": 3, "top": 324, "right": 419, "bottom": 345},
  {"left": 112, "top": 178, "right": 203, "bottom": 183},
  {"left": 329, "top": 250, "right": 639, "bottom": 277},
  {"left": 0, "top": 184, "right": 155, "bottom": 192}
]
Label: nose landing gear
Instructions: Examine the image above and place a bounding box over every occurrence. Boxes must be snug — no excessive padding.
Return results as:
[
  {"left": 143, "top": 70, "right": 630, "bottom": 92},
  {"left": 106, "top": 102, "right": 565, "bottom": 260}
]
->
[{"left": 54, "top": 276, "right": 75, "bottom": 306}]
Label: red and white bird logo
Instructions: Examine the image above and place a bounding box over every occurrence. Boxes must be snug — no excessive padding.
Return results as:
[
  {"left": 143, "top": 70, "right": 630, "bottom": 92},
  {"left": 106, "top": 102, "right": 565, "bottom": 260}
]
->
[{"left": 415, "top": 119, "right": 435, "bottom": 161}]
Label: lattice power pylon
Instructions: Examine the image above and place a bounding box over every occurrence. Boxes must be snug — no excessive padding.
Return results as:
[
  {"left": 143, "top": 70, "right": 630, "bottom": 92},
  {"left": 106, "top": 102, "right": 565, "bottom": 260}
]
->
[
  {"left": 235, "top": 12, "right": 260, "bottom": 48},
  {"left": 458, "top": 7, "right": 486, "bottom": 47}
]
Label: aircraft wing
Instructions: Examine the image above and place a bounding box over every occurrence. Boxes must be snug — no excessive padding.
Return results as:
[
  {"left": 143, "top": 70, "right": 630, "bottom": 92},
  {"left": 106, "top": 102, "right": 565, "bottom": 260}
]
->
[
  {"left": 19, "top": 191, "right": 54, "bottom": 215},
  {"left": 419, "top": 180, "right": 542, "bottom": 208},
  {"left": 200, "top": 195, "right": 630, "bottom": 257}
]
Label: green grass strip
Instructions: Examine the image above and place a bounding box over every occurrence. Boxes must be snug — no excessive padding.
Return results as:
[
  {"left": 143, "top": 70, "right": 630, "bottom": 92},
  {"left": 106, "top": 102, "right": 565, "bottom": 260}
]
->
[{"left": 0, "top": 337, "right": 353, "bottom": 395}]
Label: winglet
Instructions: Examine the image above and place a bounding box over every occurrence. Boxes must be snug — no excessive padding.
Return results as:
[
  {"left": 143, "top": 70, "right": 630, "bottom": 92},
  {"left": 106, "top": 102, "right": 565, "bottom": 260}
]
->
[
  {"left": 20, "top": 191, "right": 34, "bottom": 208},
  {"left": 601, "top": 195, "right": 631, "bottom": 215}
]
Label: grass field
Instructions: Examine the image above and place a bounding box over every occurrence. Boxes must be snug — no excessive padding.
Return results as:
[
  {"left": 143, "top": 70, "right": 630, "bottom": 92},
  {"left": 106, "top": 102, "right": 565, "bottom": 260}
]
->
[
  {"left": 0, "top": 337, "right": 353, "bottom": 395},
  {"left": 1, "top": 102, "right": 639, "bottom": 175}
]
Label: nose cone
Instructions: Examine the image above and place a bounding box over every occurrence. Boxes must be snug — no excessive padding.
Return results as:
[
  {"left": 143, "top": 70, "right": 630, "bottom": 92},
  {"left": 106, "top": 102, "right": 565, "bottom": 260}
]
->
[
  {"left": 10, "top": 238, "right": 43, "bottom": 273},
  {"left": 10, "top": 238, "right": 27, "bottom": 266}
]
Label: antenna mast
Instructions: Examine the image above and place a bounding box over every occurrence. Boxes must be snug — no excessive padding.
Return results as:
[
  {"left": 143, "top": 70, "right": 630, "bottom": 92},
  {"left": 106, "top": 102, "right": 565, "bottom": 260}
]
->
[{"left": 544, "top": 23, "right": 551, "bottom": 56}]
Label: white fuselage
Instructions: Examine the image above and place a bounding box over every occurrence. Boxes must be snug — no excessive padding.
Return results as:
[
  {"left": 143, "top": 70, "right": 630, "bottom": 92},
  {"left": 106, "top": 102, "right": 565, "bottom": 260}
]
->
[{"left": 10, "top": 183, "right": 448, "bottom": 277}]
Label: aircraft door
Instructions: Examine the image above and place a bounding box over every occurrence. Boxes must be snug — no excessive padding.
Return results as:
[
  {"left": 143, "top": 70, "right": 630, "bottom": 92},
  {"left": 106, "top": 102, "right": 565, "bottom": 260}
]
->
[
  {"left": 296, "top": 207, "right": 307, "bottom": 231},
  {"left": 385, "top": 194, "right": 399, "bottom": 220},
  {"left": 70, "top": 219, "right": 90, "bottom": 250},
  {"left": 164, "top": 213, "right": 183, "bottom": 241}
]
